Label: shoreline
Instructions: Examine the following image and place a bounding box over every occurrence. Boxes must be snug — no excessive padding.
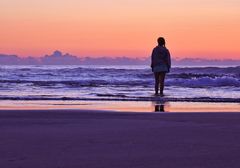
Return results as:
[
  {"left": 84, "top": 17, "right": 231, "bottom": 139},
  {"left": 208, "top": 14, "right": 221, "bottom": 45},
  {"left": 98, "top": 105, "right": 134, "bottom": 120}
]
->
[
  {"left": 0, "top": 108, "right": 240, "bottom": 113},
  {"left": 0, "top": 96, "right": 239, "bottom": 103},
  {"left": 0, "top": 100, "right": 239, "bottom": 112}
]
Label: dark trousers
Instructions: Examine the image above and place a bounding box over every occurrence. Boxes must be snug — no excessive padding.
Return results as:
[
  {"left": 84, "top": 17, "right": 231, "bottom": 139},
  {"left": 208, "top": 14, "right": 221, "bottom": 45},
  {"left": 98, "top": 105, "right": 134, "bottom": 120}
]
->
[{"left": 154, "top": 72, "right": 166, "bottom": 94}]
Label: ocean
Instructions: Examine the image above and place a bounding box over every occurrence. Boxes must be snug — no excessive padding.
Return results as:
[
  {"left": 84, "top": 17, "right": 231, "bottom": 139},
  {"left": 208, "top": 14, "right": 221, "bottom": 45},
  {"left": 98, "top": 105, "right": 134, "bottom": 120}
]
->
[{"left": 0, "top": 65, "right": 239, "bottom": 102}]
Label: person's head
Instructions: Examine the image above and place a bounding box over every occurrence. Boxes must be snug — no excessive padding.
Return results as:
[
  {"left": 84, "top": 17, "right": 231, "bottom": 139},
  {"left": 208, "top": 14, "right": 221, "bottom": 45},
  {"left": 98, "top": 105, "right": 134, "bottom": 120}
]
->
[{"left": 157, "top": 37, "right": 166, "bottom": 47}]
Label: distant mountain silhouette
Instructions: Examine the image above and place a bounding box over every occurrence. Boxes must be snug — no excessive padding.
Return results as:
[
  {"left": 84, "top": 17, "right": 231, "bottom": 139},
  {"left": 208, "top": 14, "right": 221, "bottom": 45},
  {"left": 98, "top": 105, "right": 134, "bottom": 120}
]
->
[
  {"left": 41, "top": 50, "right": 81, "bottom": 65},
  {"left": 0, "top": 50, "right": 240, "bottom": 66}
]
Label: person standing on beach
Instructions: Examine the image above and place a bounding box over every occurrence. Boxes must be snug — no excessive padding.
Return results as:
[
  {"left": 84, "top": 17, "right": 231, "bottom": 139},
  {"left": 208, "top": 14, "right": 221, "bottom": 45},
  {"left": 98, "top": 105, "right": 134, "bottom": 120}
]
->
[{"left": 151, "top": 37, "right": 171, "bottom": 96}]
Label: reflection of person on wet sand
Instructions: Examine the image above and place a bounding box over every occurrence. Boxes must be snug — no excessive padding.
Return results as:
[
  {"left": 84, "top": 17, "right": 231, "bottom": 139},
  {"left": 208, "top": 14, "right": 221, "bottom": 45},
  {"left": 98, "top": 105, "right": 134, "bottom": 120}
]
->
[
  {"left": 155, "top": 104, "right": 165, "bottom": 112},
  {"left": 155, "top": 104, "right": 164, "bottom": 112},
  {"left": 151, "top": 37, "right": 171, "bottom": 96}
]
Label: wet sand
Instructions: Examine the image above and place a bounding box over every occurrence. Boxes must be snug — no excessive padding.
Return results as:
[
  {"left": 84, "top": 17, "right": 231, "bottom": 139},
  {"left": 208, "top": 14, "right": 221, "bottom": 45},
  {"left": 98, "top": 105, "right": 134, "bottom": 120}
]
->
[{"left": 1, "top": 110, "right": 240, "bottom": 168}]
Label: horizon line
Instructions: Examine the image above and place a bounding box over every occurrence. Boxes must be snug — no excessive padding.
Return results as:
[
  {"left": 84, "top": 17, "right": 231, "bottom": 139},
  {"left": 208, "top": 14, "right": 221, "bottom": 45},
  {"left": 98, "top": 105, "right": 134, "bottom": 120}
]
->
[{"left": 1, "top": 50, "right": 240, "bottom": 61}]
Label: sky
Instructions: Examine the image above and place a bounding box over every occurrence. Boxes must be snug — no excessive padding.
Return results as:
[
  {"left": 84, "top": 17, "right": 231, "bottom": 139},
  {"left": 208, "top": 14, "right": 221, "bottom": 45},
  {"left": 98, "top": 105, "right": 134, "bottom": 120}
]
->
[{"left": 1, "top": 0, "right": 240, "bottom": 59}]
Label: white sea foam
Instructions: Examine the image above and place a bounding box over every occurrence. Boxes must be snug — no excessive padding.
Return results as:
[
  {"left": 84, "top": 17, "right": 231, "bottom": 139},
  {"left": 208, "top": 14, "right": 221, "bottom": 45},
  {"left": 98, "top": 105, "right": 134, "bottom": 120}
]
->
[{"left": 0, "top": 65, "right": 239, "bottom": 101}]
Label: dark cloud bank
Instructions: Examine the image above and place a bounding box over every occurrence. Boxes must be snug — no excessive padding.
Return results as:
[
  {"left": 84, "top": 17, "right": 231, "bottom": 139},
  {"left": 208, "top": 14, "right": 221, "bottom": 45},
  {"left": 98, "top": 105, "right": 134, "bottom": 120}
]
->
[{"left": 0, "top": 50, "right": 239, "bottom": 66}]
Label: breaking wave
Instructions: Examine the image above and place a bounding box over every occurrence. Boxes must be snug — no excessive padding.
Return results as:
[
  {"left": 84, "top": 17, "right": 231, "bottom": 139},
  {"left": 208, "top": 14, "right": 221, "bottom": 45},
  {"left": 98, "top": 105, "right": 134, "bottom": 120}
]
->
[{"left": 0, "top": 65, "right": 239, "bottom": 101}]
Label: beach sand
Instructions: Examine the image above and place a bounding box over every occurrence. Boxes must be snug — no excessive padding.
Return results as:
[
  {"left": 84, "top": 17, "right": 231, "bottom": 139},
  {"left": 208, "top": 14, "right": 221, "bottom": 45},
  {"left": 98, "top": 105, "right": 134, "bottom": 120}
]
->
[{"left": 1, "top": 110, "right": 240, "bottom": 168}]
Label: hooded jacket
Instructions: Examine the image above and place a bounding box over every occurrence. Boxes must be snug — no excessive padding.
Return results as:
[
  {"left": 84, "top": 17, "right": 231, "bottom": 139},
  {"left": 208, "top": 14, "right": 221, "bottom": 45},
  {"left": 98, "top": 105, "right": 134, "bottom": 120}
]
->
[{"left": 151, "top": 45, "right": 171, "bottom": 73}]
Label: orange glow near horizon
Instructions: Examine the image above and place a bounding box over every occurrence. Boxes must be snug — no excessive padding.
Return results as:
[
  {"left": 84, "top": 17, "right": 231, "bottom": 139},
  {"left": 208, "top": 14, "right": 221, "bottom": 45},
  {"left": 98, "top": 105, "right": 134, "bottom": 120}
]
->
[{"left": 1, "top": 0, "right": 240, "bottom": 59}]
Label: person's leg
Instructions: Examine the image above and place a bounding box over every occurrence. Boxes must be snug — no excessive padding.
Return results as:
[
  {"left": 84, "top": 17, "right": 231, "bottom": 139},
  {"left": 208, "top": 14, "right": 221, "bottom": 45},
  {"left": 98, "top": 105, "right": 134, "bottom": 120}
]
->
[
  {"left": 154, "top": 72, "right": 160, "bottom": 95},
  {"left": 159, "top": 72, "right": 166, "bottom": 95}
]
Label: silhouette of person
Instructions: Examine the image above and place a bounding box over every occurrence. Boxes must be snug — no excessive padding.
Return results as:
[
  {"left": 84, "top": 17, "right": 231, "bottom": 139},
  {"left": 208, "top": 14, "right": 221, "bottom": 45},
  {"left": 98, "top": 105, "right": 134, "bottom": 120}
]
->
[{"left": 151, "top": 37, "right": 171, "bottom": 96}]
